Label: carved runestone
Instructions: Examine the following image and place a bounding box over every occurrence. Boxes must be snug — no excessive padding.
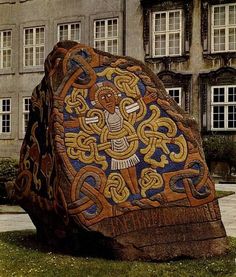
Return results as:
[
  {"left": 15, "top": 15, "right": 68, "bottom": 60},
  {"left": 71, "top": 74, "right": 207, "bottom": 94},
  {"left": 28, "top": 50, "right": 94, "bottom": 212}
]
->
[{"left": 14, "top": 41, "right": 228, "bottom": 261}]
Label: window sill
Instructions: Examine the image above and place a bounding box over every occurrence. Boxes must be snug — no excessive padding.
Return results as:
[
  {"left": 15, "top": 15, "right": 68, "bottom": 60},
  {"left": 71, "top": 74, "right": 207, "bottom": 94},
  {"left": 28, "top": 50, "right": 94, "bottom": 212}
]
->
[
  {"left": 0, "top": 69, "right": 15, "bottom": 75},
  {"left": 211, "top": 129, "right": 236, "bottom": 132},
  {"left": 19, "top": 67, "right": 44, "bottom": 74},
  {"left": 145, "top": 54, "right": 189, "bottom": 63},
  {"left": 203, "top": 52, "right": 236, "bottom": 59},
  {"left": 0, "top": 134, "right": 14, "bottom": 140}
]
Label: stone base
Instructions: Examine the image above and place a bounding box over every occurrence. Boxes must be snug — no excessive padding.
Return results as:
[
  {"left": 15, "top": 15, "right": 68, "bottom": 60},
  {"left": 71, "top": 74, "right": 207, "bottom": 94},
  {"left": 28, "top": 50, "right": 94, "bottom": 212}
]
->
[{"left": 29, "top": 199, "right": 228, "bottom": 261}]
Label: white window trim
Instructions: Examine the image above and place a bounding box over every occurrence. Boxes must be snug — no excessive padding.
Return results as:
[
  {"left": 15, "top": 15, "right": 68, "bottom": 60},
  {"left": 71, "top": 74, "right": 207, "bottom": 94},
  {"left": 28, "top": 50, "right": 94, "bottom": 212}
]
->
[
  {"left": 211, "top": 4, "right": 236, "bottom": 53},
  {"left": 57, "top": 22, "right": 81, "bottom": 42},
  {"left": 23, "top": 97, "right": 30, "bottom": 135},
  {"left": 166, "top": 87, "right": 182, "bottom": 106},
  {"left": 0, "top": 98, "right": 11, "bottom": 134},
  {"left": 0, "top": 30, "right": 12, "bottom": 69},
  {"left": 93, "top": 18, "right": 119, "bottom": 54},
  {"left": 211, "top": 85, "right": 236, "bottom": 131},
  {"left": 23, "top": 26, "right": 45, "bottom": 68},
  {"left": 152, "top": 9, "right": 183, "bottom": 57}
]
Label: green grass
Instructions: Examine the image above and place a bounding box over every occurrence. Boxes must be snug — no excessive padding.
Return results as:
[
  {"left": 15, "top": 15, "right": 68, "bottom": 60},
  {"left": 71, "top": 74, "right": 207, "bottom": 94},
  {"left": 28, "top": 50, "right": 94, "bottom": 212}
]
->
[
  {"left": 0, "top": 231, "right": 236, "bottom": 277},
  {"left": 216, "top": 190, "right": 235, "bottom": 198}
]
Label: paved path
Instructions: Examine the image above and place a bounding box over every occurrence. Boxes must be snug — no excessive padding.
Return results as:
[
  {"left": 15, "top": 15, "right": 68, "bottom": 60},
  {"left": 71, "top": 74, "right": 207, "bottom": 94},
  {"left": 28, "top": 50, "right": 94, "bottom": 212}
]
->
[
  {"left": 215, "top": 183, "right": 236, "bottom": 237},
  {"left": 0, "top": 184, "right": 235, "bottom": 236},
  {"left": 0, "top": 213, "right": 35, "bottom": 232}
]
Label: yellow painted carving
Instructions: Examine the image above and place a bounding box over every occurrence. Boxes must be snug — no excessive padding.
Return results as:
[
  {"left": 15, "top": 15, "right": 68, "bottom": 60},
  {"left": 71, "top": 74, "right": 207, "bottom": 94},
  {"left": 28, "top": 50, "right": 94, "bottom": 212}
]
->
[
  {"left": 139, "top": 168, "right": 163, "bottom": 197},
  {"left": 97, "top": 67, "right": 141, "bottom": 98},
  {"left": 65, "top": 132, "right": 108, "bottom": 170},
  {"left": 137, "top": 105, "right": 187, "bottom": 168},
  {"left": 105, "top": 173, "right": 130, "bottom": 203},
  {"left": 65, "top": 88, "right": 89, "bottom": 115}
]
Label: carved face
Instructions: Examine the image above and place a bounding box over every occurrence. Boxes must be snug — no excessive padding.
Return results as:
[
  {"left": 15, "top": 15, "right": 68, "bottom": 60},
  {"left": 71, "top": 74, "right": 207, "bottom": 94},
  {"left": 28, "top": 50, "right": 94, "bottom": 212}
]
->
[{"left": 97, "top": 89, "right": 116, "bottom": 113}]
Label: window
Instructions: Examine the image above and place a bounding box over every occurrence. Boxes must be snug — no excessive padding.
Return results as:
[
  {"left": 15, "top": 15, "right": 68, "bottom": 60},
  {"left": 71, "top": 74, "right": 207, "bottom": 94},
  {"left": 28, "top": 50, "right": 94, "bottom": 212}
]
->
[
  {"left": 23, "top": 97, "right": 30, "bottom": 134},
  {"left": 0, "top": 98, "right": 11, "bottom": 133},
  {"left": 23, "top": 27, "right": 45, "bottom": 67},
  {"left": 152, "top": 10, "right": 182, "bottom": 57},
  {"left": 167, "top": 87, "right": 182, "bottom": 106},
  {"left": 211, "top": 4, "right": 236, "bottom": 53},
  {"left": 94, "top": 18, "right": 118, "bottom": 54},
  {"left": 211, "top": 86, "right": 236, "bottom": 130},
  {"left": 58, "top": 22, "right": 81, "bottom": 42},
  {"left": 0, "top": 30, "right": 12, "bottom": 69}
]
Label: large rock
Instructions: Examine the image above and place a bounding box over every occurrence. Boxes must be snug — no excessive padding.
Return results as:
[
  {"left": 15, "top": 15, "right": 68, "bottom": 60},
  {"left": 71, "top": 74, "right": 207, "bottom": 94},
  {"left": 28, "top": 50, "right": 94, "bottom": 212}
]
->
[{"left": 14, "top": 41, "right": 228, "bottom": 261}]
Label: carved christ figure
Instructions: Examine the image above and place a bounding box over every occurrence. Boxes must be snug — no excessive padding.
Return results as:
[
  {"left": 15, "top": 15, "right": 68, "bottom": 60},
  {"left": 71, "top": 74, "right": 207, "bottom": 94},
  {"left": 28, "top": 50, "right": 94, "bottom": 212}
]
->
[{"left": 87, "top": 81, "right": 157, "bottom": 195}]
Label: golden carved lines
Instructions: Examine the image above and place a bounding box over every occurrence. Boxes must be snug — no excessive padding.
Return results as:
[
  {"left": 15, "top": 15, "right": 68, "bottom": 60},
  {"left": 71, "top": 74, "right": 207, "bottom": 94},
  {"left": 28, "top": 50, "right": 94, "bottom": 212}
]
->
[
  {"left": 65, "top": 131, "right": 108, "bottom": 170},
  {"left": 104, "top": 173, "right": 130, "bottom": 203},
  {"left": 137, "top": 105, "right": 187, "bottom": 168},
  {"left": 65, "top": 88, "right": 89, "bottom": 115},
  {"left": 97, "top": 67, "right": 141, "bottom": 98},
  {"left": 139, "top": 168, "right": 163, "bottom": 198}
]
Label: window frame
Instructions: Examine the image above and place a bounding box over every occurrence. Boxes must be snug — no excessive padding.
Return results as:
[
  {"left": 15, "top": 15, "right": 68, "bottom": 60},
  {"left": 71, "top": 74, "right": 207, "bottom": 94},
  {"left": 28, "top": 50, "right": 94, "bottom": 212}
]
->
[
  {"left": 166, "top": 87, "right": 182, "bottom": 106},
  {"left": 151, "top": 9, "right": 183, "bottom": 58},
  {"left": 0, "top": 29, "right": 12, "bottom": 70},
  {"left": 211, "top": 3, "right": 236, "bottom": 53},
  {"left": 22, "top": 97, "right": 31, "bottom": 135},
  {"left": 0, "top": 98, "right": 11, "bottom": 134},
  {"left": 23, "top": 26, "right": 45, "bottom": 68},
  {"left": 211, "top": 85, "right": 236, "bottom": 131},
  {"left": 93, "top": 17, "right": 119, "bottom": 55},
  {"left": 57, "top": 22, "right": 81, "bottom": 42}
]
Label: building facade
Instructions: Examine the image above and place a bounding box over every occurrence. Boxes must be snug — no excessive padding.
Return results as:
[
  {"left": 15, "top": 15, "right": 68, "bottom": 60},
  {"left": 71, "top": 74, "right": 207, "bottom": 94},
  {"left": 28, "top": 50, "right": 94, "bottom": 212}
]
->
[{"left": 0, "top": 0, "right": 235, "bottom": 158}]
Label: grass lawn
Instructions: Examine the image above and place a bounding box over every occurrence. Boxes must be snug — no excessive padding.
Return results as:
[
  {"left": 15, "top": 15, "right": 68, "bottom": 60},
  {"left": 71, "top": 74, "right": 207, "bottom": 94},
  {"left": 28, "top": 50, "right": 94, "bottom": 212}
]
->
[
  {"left": 216, "top": 190, "right": 235, "bottom": 198},
  {"left": 0, "top": 231, "right": 235, "bottom": 277}
]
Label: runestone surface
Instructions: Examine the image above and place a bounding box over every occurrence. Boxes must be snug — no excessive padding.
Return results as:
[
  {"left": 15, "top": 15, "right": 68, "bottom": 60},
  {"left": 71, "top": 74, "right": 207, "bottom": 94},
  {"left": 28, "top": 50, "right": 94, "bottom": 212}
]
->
[{"left": 14, "top": 41, "right": 228, "bottom": 261}]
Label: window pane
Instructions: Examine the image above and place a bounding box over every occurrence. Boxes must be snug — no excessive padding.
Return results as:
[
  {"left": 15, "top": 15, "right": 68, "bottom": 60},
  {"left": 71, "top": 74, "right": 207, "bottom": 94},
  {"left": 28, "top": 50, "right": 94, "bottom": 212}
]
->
[
  {"left": 2, "top": 114, "right": 10, "bottom": 133},
  {"left": 2, "top": 49, "right": 11, "bottom": 68},
  {"left": 95, "top": 40, "right": 105, "bottom": 51},
  {"left": 154, "top": 34, "right": 166, "bottom": 56},
  {"left": 35, "top": 27, "right": 44, "bottom": 45},
  {"left": 23, "top": 98, "right": 31, "bottom": 134},
  {"left": 213, "top": 87, "right": 225, "bottom": 102},
  {"left": 213, "top": 6, "right": 225, "bottom": 26},
  {"left": 107, "top": 39, "right": 118, "bottom": 55},
  {"left": 2, "top": 99, "right": 10, "bottom": 112},
  {"left": 24, "top": 47, "right": 34, "bottom": 66},
  {"left": 59, "top": 25, "right": 69, "bottom": 41},
  {"left": 229, "top": 5, "right": 236, "bottom": 25},
  {"left": 108, "top": 19, "right": 118, "bottom": 37},
  {"left": 3, "top": 31, "right": 11, "bottom": 48},
  {"left": 213, "top": 106, "right": 225, "bottom": 128},
  {"left": 35, "top": 46, "right": 44, "bottom": 66},
  {"left": 169, "top": 11, "right": 180, "bottom": 31},
  {"left": 155, "top": 13, "right": 166, "bottom": 32},
  {"left": 70, "top": 23, "right": 80, "bottom": 41},
  {"left": 24, "top": 29, "right": 33, "bottom": 45},
  {"left": 169, "top": 33, "right": 180, "bottom": 55},
  {"left": 228, "top": 87, "right": 236, "bottom": 102},
  {"left": 168, "top": 88, "right": 181, "bottom": 105},
  {"left": 214, "top": 29, "right": 225, "bottom": 51},
  {"left": 95, "top": 21, "right": 105, "bottom": 39},
  {"left": 228, "top": 106, "right": 236, "bottom": 128},
  {"left": 229, "top": 28, "right": 236, "bottom": 50}
]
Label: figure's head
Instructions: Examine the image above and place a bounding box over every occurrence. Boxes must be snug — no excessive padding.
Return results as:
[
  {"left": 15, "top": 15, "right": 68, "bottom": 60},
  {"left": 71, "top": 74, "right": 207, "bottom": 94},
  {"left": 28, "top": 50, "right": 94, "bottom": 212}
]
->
[{"left": 89, "top": 81, "right": 121, "bottom": 114}]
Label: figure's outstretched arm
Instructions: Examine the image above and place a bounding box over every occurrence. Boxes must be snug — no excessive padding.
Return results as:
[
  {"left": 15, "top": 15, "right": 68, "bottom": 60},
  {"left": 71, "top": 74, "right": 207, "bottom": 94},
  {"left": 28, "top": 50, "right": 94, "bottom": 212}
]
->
[{"left": 142, "top": 92, "right": 158, "bottom": 104}]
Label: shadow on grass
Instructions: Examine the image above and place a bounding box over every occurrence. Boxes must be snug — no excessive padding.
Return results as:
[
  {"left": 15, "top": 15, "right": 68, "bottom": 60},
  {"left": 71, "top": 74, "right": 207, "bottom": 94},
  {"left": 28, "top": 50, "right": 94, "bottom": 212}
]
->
[{"left": 1, "top": 231, "right": 236, "bottom": 277}]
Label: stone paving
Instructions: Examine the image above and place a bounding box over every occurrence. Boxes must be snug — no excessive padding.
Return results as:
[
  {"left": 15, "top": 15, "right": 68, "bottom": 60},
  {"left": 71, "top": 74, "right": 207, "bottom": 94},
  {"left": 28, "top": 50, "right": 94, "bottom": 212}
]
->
[
  {"left": 0, "top": 213, "right": 35, "bottom": 232},
  {"left": 0, "top": 184, "right": 235, "bottom": 236},
  {"left": 215, "top": 183, "right": 236, "bottom": 237}
]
